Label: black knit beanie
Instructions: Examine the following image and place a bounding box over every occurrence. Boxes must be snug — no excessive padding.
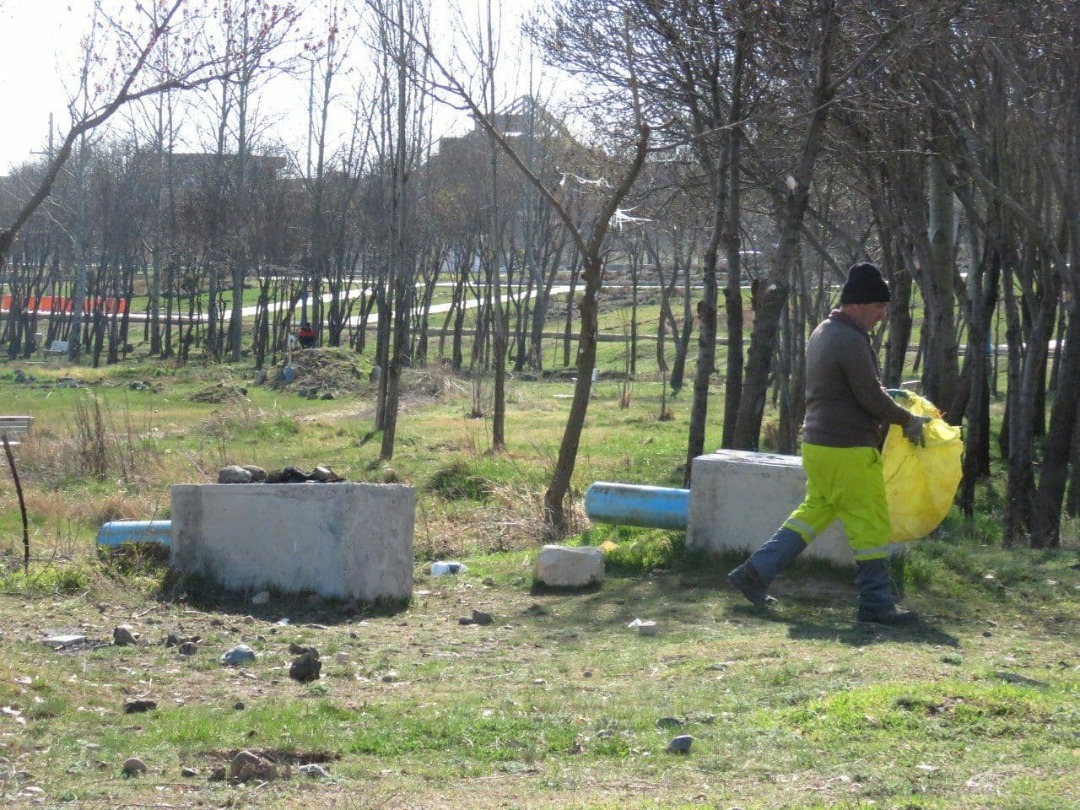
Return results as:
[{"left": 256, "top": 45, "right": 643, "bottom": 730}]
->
[{"left": 840, "top": 262, "right": 890, "bottom": 305}]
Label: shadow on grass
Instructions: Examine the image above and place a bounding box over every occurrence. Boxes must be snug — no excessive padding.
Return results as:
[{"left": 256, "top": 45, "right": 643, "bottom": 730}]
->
[
  {"left": 151, "top": 566, "right": 410, "bottom": 626},
  {"left": 784, "top": 617, "right": 960, "bottom": 647},
  {"left": 513, "top": 551, "right": 961, "bottom": 649}
]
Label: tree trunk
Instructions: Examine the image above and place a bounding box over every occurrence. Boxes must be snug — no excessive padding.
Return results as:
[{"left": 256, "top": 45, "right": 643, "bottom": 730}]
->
[
  {"left": 1030, "top": 294, "right": 1080, "bottom": 547},
  {"left": 922, "top": 133, "right": 959, "bottom": 408},
  {"left": 732, "top": 0, "right": 838, "bottom": 449}
]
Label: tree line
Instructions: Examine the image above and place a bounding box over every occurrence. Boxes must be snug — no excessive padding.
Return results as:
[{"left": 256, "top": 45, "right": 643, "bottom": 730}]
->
[{"left": 0, "top": 0, "right": 1077, "bottom": 546}]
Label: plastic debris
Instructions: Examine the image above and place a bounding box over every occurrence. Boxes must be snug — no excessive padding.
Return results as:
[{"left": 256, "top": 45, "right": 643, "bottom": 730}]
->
[
  {"left": 628, "top": 618, "right": 658, "bottom": 636},
  {"left": 431, "top": 561, "right": 467, "bottom": 576}
]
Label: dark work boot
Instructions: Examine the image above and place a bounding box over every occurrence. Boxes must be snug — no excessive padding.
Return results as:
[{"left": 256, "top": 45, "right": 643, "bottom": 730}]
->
[
  {"left": 727, "top": 526, "right": 807, "bottom": 608},
  {"left": 855, "top": 558, "right": 918, "bottom": 625},
  {"left": 727, "top": 561, "right": 776, "bottom": 608}
]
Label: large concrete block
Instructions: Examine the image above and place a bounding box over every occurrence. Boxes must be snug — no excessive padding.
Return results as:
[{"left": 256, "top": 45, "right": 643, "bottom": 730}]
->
[
  {"left": 171, "top": 483, "right": 414, "bottom": 603},
  {"left": 687, "top": 450, "right": 854, "bottom": 567},
  {"left": 535, "top": 545, "right": 604, "bottom": 588}
]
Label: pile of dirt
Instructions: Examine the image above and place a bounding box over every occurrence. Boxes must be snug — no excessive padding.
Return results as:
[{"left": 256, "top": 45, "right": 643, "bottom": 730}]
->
[
  {"left": 189, "top": 382, "right": 249, "bottom": 404},
  {"left": 268, "top": 348, "right": 368, "bottom": 396}
]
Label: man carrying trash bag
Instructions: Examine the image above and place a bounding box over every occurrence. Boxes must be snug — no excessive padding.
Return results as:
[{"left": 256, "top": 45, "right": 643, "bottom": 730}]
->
[{"left": 727, "top": 262, "right": 933, "bottom": 625}]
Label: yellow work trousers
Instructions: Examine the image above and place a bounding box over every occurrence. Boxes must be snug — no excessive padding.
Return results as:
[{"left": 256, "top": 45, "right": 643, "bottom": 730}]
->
[{"left": 782, "top": 443, "right": 890, "bottom": 561}]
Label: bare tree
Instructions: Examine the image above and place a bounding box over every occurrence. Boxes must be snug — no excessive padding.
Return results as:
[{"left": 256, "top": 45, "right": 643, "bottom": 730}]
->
[
  {"left": 0, "top": 0, "right": 299, "bottom": 362},
  {"left": 379, "top": 1, "right": 652, "bottom": 531}
]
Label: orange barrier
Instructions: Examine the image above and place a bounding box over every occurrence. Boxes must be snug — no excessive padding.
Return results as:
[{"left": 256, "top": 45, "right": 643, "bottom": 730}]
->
[{"left": 1, "top": 295, "right": 128, "bottom": 314}]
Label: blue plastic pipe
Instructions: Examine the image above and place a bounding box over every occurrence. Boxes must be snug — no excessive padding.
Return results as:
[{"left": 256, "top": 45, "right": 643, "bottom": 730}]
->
[
  {"left": 584, "top": 482, "right": 690, "bottom": 530},
  {"left": 96, "top": 520, "right": 172, "bottom": 548}
]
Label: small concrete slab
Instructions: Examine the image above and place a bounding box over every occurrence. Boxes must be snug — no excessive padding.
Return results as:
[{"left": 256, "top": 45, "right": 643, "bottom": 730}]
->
[{"left": 535, "top": 545, "right": 604, "bottom": 588}]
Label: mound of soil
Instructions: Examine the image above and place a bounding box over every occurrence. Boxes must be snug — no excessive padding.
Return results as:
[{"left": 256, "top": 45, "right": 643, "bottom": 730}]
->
[
  {"left": 269, "top": 349, "right": 368, "bottom": 396},
  {"left": 189, "top": 382, "right": 249, "bottom": 404}
]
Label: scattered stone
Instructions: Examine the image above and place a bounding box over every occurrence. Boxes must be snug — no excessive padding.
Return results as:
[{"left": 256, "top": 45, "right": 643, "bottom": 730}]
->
[
  {"left": 299, "top": 763, "right": 331, "bottom": 778},
  {"left": 122, "top": 757, "right": 148, "bottom": 776},
  {"left": 181, "top": 766, "right": 199, "bottom": 778},
  {"left": 335, "top": 652, "right": 350, "bottom": 665},
  {"left": 218, "top": 465, "right": 254, "bottom": 484},
  {"left": 482, "top": 576, "right": 495, "bottom": 586},
  {"left": 309, "top": 465, "right": 343, "bottom": 482},
  {"left": 221, "top": 645, "right": 256, "bottom": 667},
  {"left": 459, "top": 610, "right": 494, "bottom": 626},
  {"left": 534, "top": 545, "right": 604, "bottom": 588},
  {"left": 113, "top": 625, "right": 139, "bottom": 646},
  {"left": 289, "top": 650, "right": 322, "bottom": 683},
  {"left": 124, "top": 700, "right": 158, "bottom": 714},
  {"left": 250, "top": 591, "right": 271, "bottom": 605},
  {"left": 243, "top": 465, "right": 268, "bottom": 482},
  {"left": 178, "top": 641, "right": 199, "bottom": 656},
  {"left": 228, "top": 750, "right": 279, "bottom": 782},
  {"left": 264, "top": 466, "right": 313, "bottom": 484},
  {"left": 233, "top": 701, "right": 246, "bottom": 711},
  {"left": 666, "top": 735, "right": 694, "bottom": 754}
]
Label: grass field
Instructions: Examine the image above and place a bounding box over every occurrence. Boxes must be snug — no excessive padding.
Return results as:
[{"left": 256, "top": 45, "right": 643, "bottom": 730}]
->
[{"left": 0, "top": 352, "right": 1077, "bottom": 809}]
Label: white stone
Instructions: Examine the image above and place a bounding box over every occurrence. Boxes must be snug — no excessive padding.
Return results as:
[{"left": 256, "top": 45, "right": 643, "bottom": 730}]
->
[
  {"left": 171, "top": 483, "right": 414, "bottom": 603},
  {"left": 687, "top": 449, "right": 857, "bottom": 567},
  {"left": 534, "top": 545, "right": 604, "bottom": 588}
]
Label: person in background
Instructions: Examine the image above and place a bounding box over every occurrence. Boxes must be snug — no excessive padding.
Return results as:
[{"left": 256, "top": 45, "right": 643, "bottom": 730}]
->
[
  {"left": 296, "top": 321, "right": 316, "bottom": 349},
  {"left": 727, "top": 262, "right": 930, "bottom": 625}
]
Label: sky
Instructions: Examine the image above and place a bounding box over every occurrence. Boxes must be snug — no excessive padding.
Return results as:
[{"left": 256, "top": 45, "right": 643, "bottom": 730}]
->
[
  {"left": 0, "top": 0, "right": 547, "bottom": 175},
  {"left": 0, "top": 1, "right": 89, "bottom": 171}
]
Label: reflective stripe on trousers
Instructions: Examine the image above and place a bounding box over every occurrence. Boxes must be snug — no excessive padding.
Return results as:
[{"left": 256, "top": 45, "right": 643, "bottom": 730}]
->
[{"left": 782, "top": 443, "right": 890, "bottom": 561}]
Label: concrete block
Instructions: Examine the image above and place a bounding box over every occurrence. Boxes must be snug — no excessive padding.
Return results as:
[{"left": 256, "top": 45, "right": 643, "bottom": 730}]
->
[
  {"left": 171, "top": 483, "right": 414, "bottom": 603},
  {"left": 535, "top": 545, "right": 604, "bottom": 588},
  {"left": 687, "top": 449, "right": 854, "bottom": 567}
]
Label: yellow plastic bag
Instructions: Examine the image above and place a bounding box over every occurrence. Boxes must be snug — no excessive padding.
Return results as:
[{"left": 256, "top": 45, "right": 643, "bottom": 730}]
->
[{"left": 881, "top": 391, "right": 963, "bottom": 542}]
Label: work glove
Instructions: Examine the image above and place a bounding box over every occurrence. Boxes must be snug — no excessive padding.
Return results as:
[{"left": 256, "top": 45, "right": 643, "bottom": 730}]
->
[{"left": 902, "top": 415, "right": 930, "bottom": 448}]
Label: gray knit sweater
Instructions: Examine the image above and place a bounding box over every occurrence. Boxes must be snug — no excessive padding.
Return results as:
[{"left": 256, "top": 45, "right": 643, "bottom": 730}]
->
[{"left": 802, "top": 310, "right": 916, "bottom": 448}]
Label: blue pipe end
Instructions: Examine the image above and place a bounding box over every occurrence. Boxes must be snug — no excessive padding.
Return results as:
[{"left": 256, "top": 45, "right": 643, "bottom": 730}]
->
[
  {"left": 585, "top": 483, "right": 689, "bottom": 530},
  {"left": 96, "top": 520, "right": 172, "bottom": 548}
]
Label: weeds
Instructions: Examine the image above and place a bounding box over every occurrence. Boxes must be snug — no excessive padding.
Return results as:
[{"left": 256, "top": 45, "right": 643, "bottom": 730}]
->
[
  {"left": 0, "top": 561, "right": 91, "bottom": 595},
  {"left": 423, "top": 461, "right": 491, "bottom": 501}
]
